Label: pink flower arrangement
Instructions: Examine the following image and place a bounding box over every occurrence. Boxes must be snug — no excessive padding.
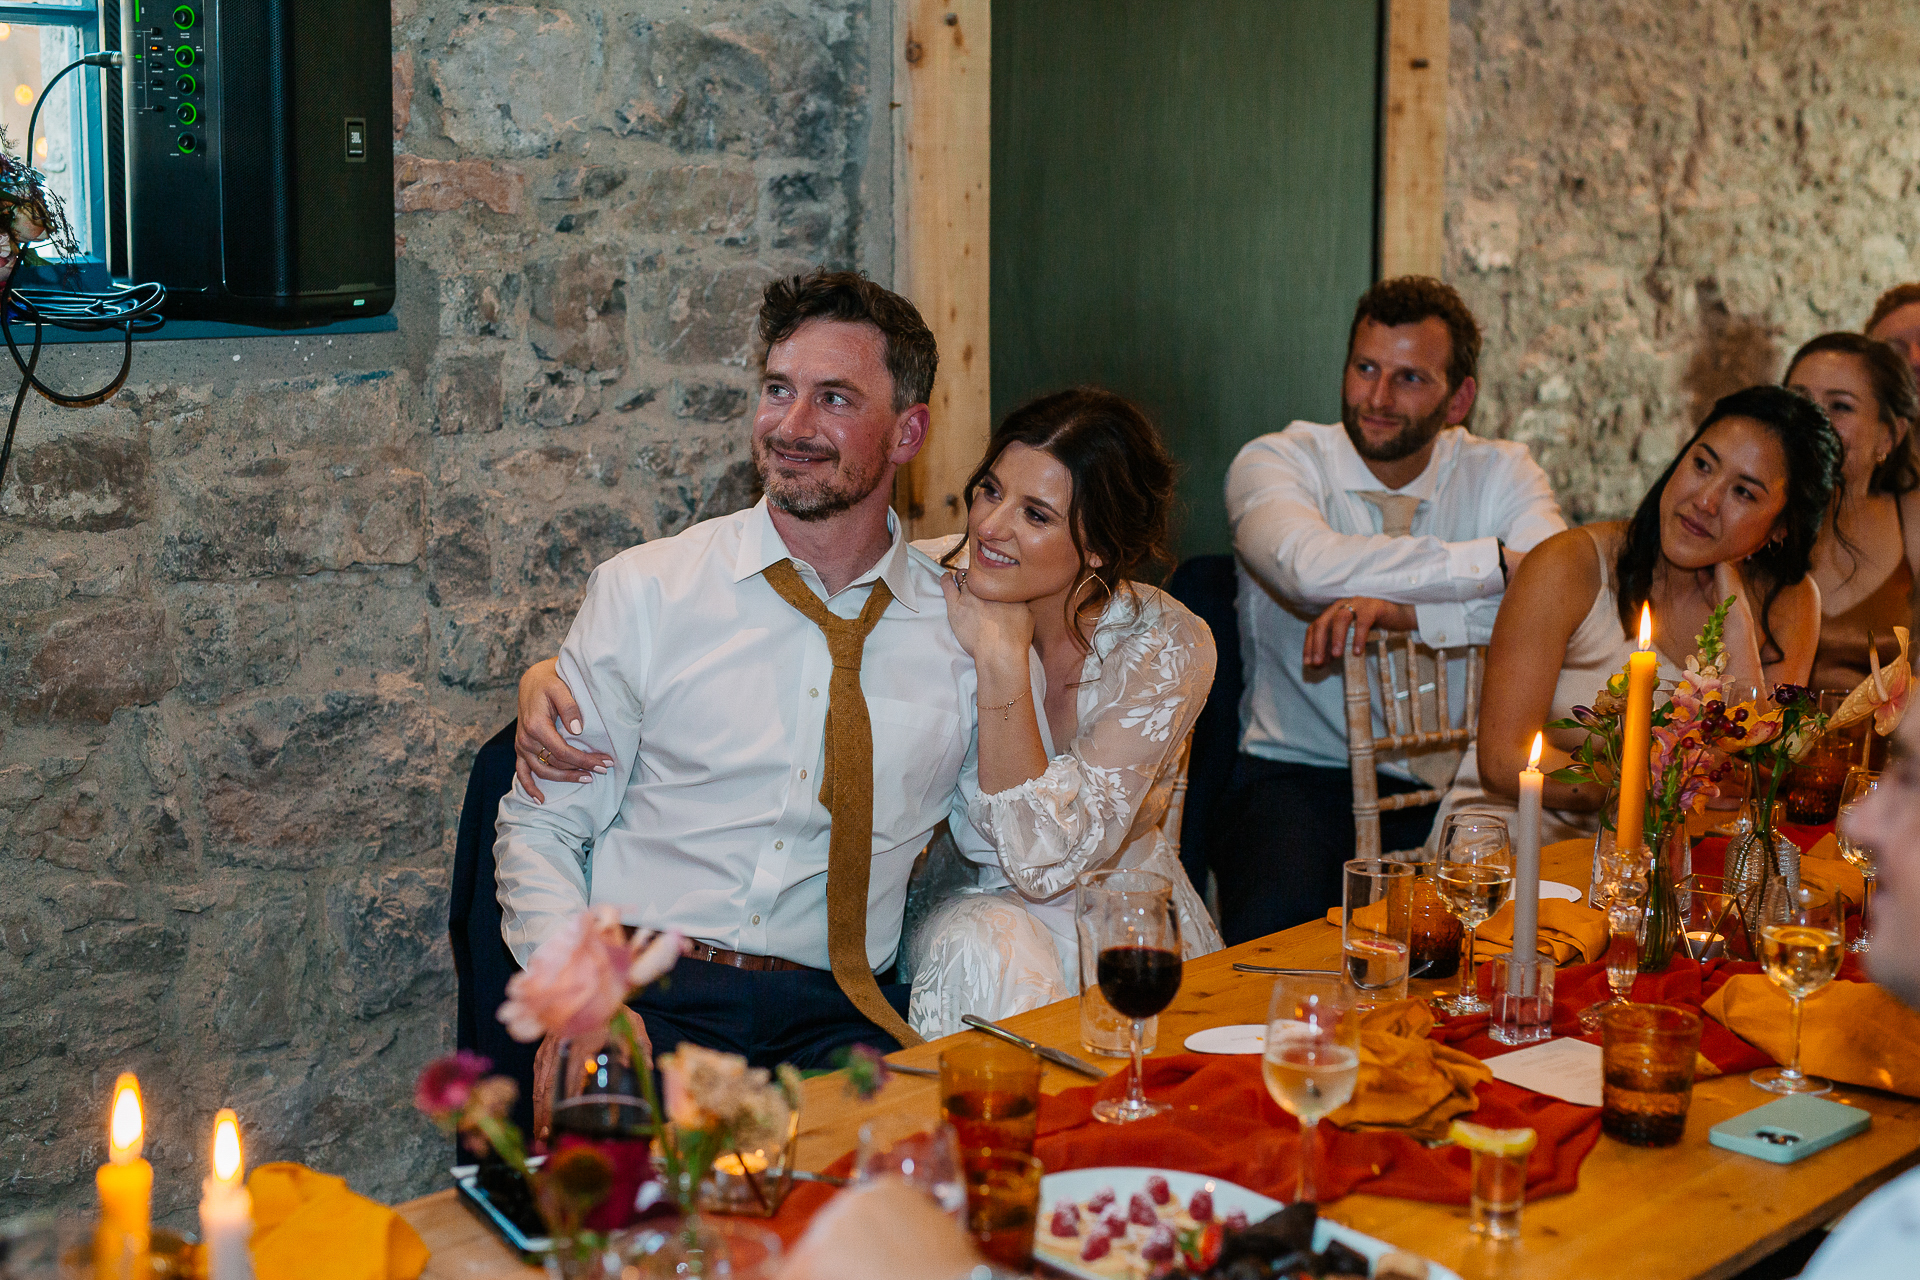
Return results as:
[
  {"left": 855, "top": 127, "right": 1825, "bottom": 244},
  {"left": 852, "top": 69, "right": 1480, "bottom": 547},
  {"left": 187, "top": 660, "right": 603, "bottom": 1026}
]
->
[
  {"left": 415, "top": 1050, "right": 491, "bottom": 1120},
  {"left": 496, "top": 905, "right": 683, "bottom": 1060}
]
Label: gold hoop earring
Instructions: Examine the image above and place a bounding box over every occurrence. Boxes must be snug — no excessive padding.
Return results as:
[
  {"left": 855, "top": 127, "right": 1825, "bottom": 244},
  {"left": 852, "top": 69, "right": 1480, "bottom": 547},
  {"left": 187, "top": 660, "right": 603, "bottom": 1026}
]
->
[{"left": 1072, "top": 571, "right": 1113, "bottom": 613}]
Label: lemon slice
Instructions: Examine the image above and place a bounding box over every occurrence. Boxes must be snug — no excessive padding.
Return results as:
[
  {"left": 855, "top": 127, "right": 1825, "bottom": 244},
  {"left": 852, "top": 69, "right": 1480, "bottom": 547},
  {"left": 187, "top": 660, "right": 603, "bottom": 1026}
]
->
[{"left": 1448, "top": 1120, "right": 1538, "bottom": 1157}]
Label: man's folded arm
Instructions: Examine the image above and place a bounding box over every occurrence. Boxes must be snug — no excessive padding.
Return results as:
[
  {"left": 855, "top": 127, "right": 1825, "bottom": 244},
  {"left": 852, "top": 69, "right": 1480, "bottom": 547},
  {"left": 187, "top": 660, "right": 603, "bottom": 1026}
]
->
[
  {"left": 494, "top": 561, "right": 652, "bottom": 966},
  {"left": 1227, "top": 438, "right": 1504, "bottom": 607}
]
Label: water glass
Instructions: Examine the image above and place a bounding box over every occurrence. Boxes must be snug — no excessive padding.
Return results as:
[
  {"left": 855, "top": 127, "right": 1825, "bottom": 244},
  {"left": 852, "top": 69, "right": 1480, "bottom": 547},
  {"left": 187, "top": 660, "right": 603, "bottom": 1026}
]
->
[
  {"left": 1341, "top": 858, "right": 1414, "bottom": 1006},
  {"left": 1469, "top": 1147, "right": 1527, "bottom": 1240},
  {"left": 1488, "top": 950, "right": 1555, "bottom": 1047},
  {"left": 1432, "top": 815, "right": 1514, "bottom": 1016},
  {"left": 938, "top": 1041, "right": 1041, "bottom": 1168},
  {"left": 1077, "top": 905, "right": 1156, "bottom": 1057},
  {"left": 1836, "top": 767, "right": 1881, "bottom": 954},
  {"left": 961, "top": 1152, "right": 1043, "bottom": 1269},
  {"left": 1600, "top": 1004, "right": 1703, "bottom": 1147}
]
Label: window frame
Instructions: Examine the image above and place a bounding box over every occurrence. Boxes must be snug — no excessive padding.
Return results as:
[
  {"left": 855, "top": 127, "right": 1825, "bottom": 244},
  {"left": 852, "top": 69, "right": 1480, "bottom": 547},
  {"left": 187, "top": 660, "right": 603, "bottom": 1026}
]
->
[{"left": 0, "top": 0, "right": 107, "bottom": 267}]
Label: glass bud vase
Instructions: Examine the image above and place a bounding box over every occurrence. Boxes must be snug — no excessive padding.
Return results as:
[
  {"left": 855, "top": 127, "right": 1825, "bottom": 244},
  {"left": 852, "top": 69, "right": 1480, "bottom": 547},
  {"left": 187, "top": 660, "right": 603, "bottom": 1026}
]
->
[
  {"left": 1725, "top": 798, "right": 1798, "bottom": 956},
  {"left": 1638, "top": 825, "right": 1690, "bottom": 972}
]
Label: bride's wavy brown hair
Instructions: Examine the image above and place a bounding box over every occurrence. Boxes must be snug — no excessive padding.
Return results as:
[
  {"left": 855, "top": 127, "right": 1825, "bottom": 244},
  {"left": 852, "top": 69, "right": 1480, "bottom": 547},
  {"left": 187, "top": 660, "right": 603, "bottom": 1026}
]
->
[{"left": 941, "top": 387, "right": 1178, "bottom": 647}]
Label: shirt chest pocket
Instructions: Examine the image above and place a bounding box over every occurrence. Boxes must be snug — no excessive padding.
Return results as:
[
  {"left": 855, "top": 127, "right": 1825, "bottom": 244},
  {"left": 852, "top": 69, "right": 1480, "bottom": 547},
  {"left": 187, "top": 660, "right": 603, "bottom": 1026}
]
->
[{"left": 865, "top": 696, "right": 967, "bottom": 837}]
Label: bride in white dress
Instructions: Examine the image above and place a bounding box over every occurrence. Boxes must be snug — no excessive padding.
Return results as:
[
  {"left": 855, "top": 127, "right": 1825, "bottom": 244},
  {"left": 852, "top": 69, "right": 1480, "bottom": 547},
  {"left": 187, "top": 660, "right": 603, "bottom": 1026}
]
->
[{"left": 901, "top": 387, "right": 1222, "bottom": 1036}]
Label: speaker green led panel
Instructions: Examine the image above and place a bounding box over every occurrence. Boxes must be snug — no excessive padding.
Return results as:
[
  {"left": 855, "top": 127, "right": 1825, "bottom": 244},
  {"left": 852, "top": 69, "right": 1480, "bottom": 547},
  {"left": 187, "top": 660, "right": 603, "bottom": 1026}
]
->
[
  {"left": 174, "top": 46, "right": 195, "bottom": 68},
  {"left": 172, "top": 6, "right": 195, "bottom": 28}
]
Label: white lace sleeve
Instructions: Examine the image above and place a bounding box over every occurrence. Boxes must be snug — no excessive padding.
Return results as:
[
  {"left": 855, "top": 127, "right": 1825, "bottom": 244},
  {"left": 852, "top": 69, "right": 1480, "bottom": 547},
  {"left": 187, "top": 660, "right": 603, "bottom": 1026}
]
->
[{"left": 967, "top": 597, "right": 1215, "bottom": 901}]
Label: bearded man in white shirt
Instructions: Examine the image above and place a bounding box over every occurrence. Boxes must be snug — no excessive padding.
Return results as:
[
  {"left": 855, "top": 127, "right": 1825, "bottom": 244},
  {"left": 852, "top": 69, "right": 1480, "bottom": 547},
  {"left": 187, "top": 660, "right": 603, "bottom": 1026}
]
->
[
  {"left": 493, "top": 270, "right": 975, "bottom": 1067},
  {"left": 1217, "top": 277, "right": 1566, "bottom": 945}
]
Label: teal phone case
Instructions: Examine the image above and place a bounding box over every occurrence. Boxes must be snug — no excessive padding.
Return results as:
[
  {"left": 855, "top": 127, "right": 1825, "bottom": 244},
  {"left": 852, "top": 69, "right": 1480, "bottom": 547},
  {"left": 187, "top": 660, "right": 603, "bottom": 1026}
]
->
[{"left": 1708, "top": 1094, "right": 1871, "bottom": 1163}]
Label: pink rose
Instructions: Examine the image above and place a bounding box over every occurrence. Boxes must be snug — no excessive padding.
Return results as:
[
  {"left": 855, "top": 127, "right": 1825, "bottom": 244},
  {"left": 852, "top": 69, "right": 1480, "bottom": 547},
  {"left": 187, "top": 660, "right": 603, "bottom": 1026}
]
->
[
  {"left": 415, "top": 1050, "right": 491, "bottom": 1119},
  {"left": 498, "top": 906, "right": 634, "bottom": 1046}
]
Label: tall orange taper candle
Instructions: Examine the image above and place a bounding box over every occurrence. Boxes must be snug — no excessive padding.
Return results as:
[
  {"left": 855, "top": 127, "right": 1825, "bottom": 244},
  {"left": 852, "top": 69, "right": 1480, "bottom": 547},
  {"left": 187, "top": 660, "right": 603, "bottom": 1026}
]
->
[
  {"left": 1615, "top": 604, "right": 1658, "bottom": 856},
  {"left": 95, "top": 1074, "right": 152, "bottom": 1280}
]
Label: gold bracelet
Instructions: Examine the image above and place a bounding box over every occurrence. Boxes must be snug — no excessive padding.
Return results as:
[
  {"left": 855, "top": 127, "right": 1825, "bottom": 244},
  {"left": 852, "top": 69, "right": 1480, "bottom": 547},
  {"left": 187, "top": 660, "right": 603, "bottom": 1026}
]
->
[{"left": 980, "top": 689, "right": 1030, "bottom": 721}]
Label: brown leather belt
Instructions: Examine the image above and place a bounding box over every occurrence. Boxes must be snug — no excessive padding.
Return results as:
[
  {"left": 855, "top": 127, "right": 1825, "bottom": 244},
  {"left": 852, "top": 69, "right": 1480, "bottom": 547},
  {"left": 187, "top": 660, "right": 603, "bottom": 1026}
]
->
[{"left": 688, "top": 942, "right": 818, "bottom": 973}]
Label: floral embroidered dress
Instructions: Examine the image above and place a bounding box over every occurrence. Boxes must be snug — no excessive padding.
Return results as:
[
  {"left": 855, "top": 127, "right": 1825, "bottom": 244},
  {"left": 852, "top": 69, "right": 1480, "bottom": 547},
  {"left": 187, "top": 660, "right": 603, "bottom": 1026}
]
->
[{"left": 905, "top": 550, "right": 1225, "bottom": 1038}]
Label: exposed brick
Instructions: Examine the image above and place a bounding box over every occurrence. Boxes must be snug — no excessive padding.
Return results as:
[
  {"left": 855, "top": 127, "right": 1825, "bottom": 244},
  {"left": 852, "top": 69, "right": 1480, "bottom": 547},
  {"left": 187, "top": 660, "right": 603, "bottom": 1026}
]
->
[{"left": 394, "top": 154, "right": 526, "bottom": 215}]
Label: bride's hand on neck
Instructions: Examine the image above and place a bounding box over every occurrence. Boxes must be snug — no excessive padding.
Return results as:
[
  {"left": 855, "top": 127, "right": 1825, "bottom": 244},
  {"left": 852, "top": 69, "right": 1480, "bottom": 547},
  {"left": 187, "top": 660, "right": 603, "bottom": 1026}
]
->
[{"left": 941, "top": 570, "right": 1036, "bottom": 665}]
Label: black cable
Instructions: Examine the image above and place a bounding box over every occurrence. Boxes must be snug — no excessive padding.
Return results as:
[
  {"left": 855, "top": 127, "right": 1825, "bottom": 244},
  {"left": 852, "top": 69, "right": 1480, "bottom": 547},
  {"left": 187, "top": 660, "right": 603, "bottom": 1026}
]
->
[{"left": 0, "top": 52, "right": 164, "bottom": 492}]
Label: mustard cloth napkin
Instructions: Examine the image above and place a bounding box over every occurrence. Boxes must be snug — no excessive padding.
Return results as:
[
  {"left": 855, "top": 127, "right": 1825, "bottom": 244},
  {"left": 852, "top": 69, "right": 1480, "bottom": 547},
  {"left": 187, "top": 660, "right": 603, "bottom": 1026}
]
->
[
  {"left": 1704, "top": 977, "right": 1920, "bottom": 1097},
  {"left": 248, "top": 1163, "right": 430, "bottom": 1280},
  {"left": 1325, "top": 898, "right": 1608, "bottom": 964},
  {"left": 1797, "top": 838, "right": 1870, "bottom": 907},
  {"left": 1326, "top": 1000, "right": 1493, "bottom": 1142}
]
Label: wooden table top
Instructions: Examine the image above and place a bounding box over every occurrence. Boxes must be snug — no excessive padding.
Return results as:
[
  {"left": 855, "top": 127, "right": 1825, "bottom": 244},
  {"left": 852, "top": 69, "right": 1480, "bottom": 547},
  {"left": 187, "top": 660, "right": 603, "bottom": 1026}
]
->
[{"left": 398, "top": 840, "right": 1920, "bottom": 1280}]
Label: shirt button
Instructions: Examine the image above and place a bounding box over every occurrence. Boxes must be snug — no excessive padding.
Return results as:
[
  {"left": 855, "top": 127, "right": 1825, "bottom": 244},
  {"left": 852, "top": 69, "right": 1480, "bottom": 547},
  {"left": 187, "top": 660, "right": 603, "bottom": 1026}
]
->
[
  {"left": 799, "top": 768, "right": 808, "bottom": 779},
  {"left": 1470, "top": 563, "right": 1481, "bottom": 574},
  {"left": 774, "top": 840, "right": 784, "bottom": 850},
  {"left": 810, "top": 688, "right": 820, "bottom": 697},
  {"left": 752, "top": 914, "right": 761, "bottom": 925}
]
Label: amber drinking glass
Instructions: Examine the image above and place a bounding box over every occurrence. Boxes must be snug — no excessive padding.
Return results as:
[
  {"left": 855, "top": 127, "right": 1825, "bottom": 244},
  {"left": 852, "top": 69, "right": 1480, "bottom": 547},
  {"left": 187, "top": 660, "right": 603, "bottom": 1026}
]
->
[
  {"left": 961, "top": 1152, "right": 1042, "bottom": 1268},
  {"left": 1600, "top": 1004, "right": 1703, "bottom": 1147},
  {"left": 938, "top": 1041, "right": 1041, "bottom": 1169}
]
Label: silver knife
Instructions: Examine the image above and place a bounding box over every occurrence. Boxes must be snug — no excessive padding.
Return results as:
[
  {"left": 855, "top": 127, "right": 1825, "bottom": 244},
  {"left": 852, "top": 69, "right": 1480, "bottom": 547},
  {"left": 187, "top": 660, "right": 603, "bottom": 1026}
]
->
[
  {"left": 1231, "top": 962, "right": 1339, "bottom": 976},
  {"left": 882, "top": 1061, "right": 939, "bottom": 1079},
  {"left": 791, "top": 1169, "right": 849, "bottom": 1187},
  {"left": 960, "top": 1014, "right": 1107, "bottom": 1078}
]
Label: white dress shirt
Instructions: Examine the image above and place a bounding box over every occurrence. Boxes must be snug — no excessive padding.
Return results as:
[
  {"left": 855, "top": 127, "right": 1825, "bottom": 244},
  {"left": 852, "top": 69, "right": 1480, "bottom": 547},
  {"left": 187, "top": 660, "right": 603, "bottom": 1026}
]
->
[
  {"left": 1227, "top": 422, "right": 1565, "bottom": 776},
  {"left": 493, "top": 498, "right": 977, "bottom": 971}
]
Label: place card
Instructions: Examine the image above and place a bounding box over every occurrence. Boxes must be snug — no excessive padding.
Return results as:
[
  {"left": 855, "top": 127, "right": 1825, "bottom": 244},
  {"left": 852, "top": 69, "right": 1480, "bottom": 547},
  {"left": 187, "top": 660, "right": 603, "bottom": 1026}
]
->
[{"left": 1485, "top": 1037, "right": 1603, "bottom": 1107}]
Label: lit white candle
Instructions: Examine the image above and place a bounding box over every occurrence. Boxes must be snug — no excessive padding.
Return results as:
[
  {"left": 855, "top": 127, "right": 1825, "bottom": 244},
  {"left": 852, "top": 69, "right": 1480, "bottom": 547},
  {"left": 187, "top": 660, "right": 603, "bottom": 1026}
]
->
[
  {"left": 199, "top": 1110, "right": 254, "bottom": 1280},
  {"left": 1510, "top": 732, "right": 1545, "bottom": 989}
]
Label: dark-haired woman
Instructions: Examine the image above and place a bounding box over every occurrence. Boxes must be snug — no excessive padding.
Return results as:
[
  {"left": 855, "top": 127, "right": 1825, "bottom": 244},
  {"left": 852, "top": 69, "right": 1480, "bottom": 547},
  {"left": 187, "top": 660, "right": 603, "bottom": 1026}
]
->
[
  {"left": 903, "top": 388, "right": 1222, "bottom": 1036},
  {"left": 1437, "top": 386, "right": 1842, "bottom": 841},
  {"left": 1783, "top": 333, "right": 1920, "bottom": 693}
]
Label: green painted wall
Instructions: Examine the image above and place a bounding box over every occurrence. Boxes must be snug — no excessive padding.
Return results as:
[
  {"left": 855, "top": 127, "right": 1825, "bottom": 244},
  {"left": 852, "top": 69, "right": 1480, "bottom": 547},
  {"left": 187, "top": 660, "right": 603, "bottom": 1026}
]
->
[{"left": 992, "top": 0, "right": 1381, "bottom": 561}]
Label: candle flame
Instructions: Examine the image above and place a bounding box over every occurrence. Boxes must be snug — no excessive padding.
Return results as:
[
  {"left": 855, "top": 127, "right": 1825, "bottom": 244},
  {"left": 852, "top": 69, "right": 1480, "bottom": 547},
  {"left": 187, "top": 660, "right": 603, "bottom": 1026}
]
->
[
  {"left": 1528, "top": 732, "right": 1544, "bottom": 769},
  {"left": 109, "top": 1074, "right": 143, "bottom": 1163},
  {"left": 1638, "top": 603, "right": 1653, "bottom": 651},
  {"left": 212, "top": 1110, "right": 243, "bottom": 1186}
]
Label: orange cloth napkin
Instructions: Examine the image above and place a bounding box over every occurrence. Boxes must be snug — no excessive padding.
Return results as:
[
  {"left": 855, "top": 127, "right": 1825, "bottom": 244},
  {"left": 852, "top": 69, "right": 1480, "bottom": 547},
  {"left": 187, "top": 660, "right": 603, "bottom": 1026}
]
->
[
  {"left": 1798, "top": 839, "right": 1870, "bottom": 907},
  {"left": 248, "top": 1164, "right": 429, "bottom": 1280},
  {"left": 1477, "top": 899, "right": 1610, "bottom": 964},
  {"left": 1326, "top": 1000, "right": 1493, "bottom": 1141},
  {"left": 1325, "top": 898, "right": 1607, "bottom": 964},
  {"left": 1704, "top": 977, "right": 1920, "bottom": 1097}
]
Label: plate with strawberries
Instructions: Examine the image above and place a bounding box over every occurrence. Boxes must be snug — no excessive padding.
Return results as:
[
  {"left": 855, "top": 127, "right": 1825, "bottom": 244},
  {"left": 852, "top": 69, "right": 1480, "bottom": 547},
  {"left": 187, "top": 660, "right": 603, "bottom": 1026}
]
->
[{"left": 1032, "top": 1167, "right": 1456, "bottom": 1279}]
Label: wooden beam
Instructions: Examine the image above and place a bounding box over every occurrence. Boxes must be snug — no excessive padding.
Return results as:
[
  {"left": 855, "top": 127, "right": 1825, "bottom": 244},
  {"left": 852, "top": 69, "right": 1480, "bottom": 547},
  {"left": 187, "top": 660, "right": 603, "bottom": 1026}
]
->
[
  {"left": 1379, "top": 0, "right": 1448, "bottom": 279},
  {"left": 893, "top": 0, "right": 991, "bottom": 541}
]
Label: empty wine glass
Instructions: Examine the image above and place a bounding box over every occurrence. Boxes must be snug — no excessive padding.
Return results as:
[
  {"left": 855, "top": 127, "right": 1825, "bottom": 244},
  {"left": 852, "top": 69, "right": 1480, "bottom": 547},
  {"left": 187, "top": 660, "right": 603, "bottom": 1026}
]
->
[
  {"left": 1581, "top": 828, "right": 1651, "bottom": 1031},
  {"left": 1835, "top": 767, "right": 1881, "bottom": 954},
  {"left": 854, "top": 1121, "right": 966, "bottom": 1219},
  {"left": 1263, "top": 975, "right": 1359, "bottom": 1205},
  {"left": 1751, "top": 886, "right": 1842, "bottom": 1095},
  {"left": 1080, "top": 869, "right": 1181, "bottom": 1125},
  {"left": 1431, "top": 815, "right": 1514, "bottom": 1016}
]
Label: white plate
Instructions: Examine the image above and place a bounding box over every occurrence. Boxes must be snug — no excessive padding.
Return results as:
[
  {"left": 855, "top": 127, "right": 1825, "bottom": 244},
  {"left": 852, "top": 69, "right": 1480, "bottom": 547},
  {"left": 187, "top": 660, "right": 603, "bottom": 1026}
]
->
[
  {"left": 1540, "top": 880, "right": 1582, "bottom": 902},
  {"left": 1182, "top": 1024, "right": 1268, "bottom": 1055},
  {"left": 1033, "top": 1167, "right": 1458, "bottom": 1279}
]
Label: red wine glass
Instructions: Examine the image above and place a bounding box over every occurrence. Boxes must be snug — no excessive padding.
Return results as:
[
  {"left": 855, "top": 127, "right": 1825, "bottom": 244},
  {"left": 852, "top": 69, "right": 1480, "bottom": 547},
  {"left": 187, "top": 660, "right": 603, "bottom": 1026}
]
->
[{"left": 1080, "top": 868, "right": 1181, "bottom": 1125}]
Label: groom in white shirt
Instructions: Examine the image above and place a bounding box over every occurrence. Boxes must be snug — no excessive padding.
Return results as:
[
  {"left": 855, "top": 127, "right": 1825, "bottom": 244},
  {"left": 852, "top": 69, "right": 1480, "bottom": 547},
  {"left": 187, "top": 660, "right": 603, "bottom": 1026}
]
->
[
  {"left": 1218, "top": 277, "right": 1565, "bottom": 944},
  {"left": 493, "top": 271, "right": 976, "bottom": 1066}
]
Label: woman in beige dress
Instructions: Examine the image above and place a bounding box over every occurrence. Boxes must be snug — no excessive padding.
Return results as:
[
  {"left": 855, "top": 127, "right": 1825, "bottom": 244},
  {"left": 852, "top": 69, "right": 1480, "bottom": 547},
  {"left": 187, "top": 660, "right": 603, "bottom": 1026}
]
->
[{"left": 1439, "top": 386, "right": 1841, "bottom": 841}]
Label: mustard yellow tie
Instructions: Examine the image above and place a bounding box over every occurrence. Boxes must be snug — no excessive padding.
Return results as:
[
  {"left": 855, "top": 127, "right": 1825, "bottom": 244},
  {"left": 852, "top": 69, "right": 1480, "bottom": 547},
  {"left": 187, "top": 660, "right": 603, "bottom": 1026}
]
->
[{"left": 760, "top": 558, "right": 924, "bottom": 1048}]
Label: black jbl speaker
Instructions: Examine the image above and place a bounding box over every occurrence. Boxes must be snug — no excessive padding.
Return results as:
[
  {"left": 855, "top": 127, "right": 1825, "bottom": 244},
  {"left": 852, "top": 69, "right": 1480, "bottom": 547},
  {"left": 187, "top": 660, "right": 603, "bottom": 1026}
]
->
[{"left": 118, "top": 0, "right": 393, "bottom": 326}]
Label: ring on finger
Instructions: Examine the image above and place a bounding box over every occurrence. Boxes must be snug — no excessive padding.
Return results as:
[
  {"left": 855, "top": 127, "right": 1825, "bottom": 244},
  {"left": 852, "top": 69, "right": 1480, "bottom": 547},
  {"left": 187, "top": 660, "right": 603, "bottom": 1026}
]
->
[{"left": 538, "top": 747, "right": 551, "bottom": 765}]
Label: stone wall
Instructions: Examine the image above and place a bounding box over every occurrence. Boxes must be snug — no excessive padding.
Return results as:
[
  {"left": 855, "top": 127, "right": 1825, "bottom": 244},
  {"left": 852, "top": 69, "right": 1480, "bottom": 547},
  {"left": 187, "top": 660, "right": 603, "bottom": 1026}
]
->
[
  {"left": 0, "top": 0, "right": 888, "bottom": 1225},
  {"left": 1448, "top": 0, "right": 1920, "bottom": 521}
]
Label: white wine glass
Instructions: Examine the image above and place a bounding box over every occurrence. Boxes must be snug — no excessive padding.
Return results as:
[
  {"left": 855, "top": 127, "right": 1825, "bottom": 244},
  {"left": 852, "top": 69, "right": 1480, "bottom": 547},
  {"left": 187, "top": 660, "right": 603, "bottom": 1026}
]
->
[
  {"left": 1751, "top": 886, "right": 1841, "bottom": 1095},
  {"left": 1835, "top": 768, "right": 1881, "bottom": 954},
  {"left": 1082, "top": 869, "right": 1181, "bottom": 1125},
  {"left": 1264, "top": 975, "right": 1359, "bottom": 1205},
  {"left": 1431, "top": 815, "right": 1515, "bottom": 1016}
]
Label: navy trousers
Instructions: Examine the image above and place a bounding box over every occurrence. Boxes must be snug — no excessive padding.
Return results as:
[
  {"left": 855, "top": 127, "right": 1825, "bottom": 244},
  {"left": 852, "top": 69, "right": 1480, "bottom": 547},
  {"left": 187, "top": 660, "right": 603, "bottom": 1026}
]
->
[
  {"left": 1213, "top": 754, "right": 1438, "bottom": 945},
  {"left": 631, "top": 957, "right": 912, "bottom": 1070}
]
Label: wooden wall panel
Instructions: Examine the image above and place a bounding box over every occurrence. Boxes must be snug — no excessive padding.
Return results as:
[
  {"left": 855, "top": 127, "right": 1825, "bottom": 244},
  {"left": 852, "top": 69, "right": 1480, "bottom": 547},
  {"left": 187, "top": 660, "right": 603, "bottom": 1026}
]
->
[
  {"left": 1380, "top": 0, "right": 1448, "bottom": 278},
  {"left": 892, "top": 0, "right": 992, "bottom": 540}
]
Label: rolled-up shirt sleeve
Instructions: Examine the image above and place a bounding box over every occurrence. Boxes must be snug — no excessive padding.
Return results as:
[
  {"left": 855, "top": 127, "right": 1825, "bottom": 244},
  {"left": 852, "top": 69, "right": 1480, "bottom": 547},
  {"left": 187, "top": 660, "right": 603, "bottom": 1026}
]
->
[
  {"left": 967, "top": 609, "right": 1215, "bottom": 901},
  {"left": 493, "top": 559, "right": 652, "bottom": 966}
]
